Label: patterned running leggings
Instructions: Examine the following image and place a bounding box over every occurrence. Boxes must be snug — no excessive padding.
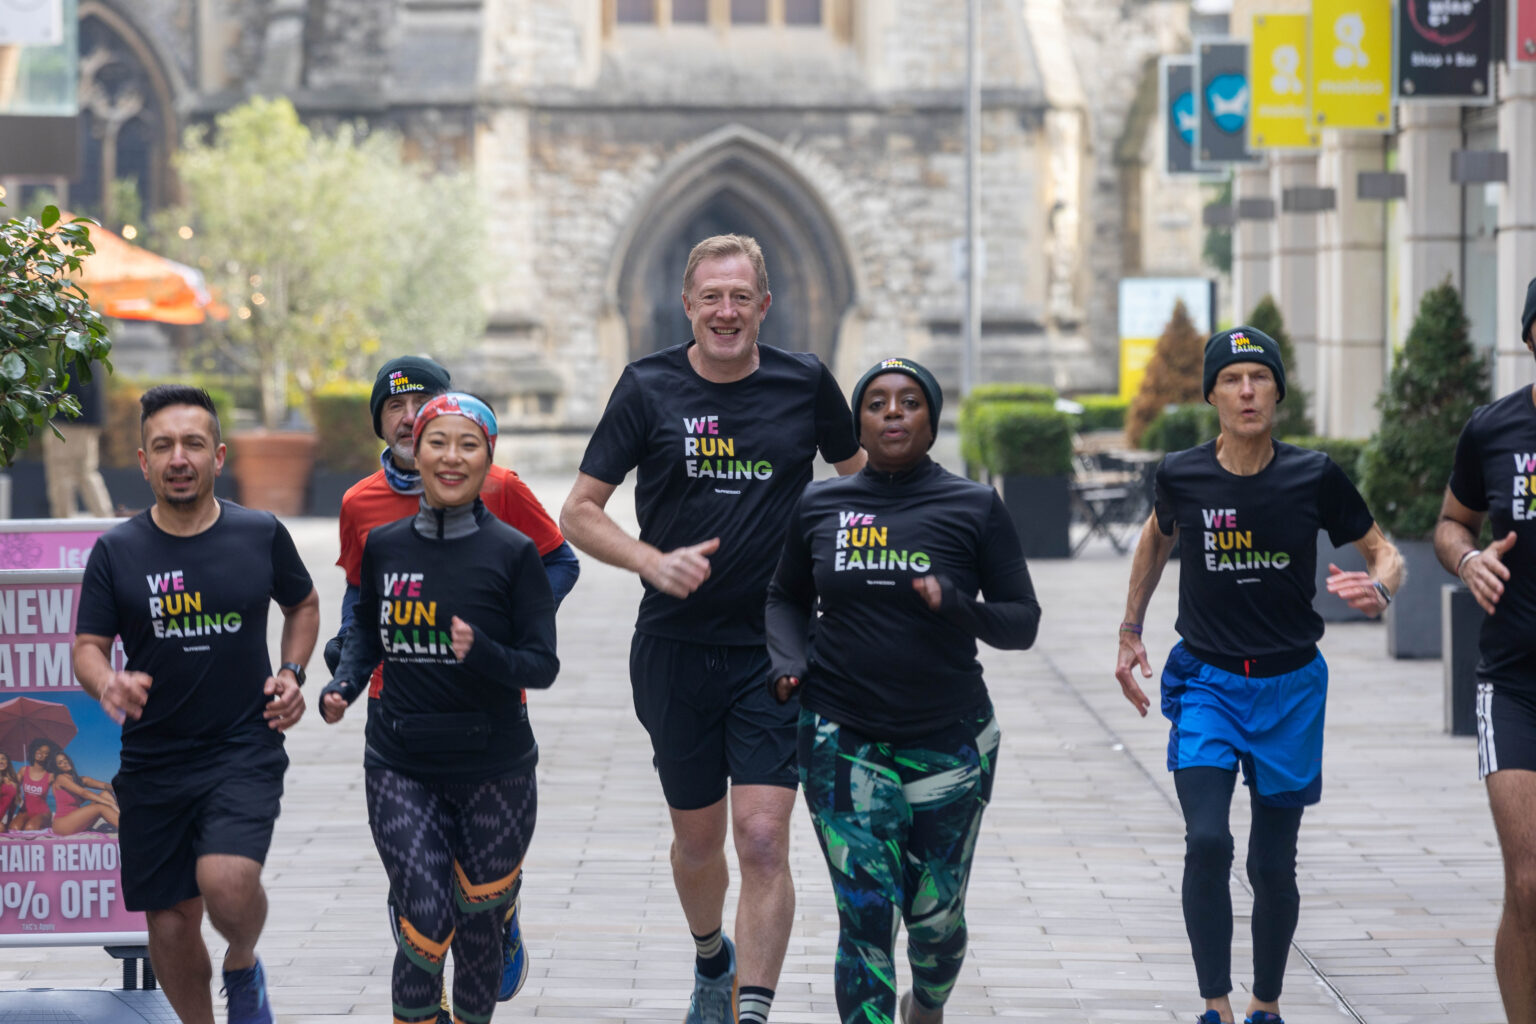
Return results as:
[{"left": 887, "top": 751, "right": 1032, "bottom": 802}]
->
[
  {"left": 365, "top": 766, "right": 536, "bottom": 1024},
  {"left": 798, "top": 705, "right": 999, "bottom": 1024}
]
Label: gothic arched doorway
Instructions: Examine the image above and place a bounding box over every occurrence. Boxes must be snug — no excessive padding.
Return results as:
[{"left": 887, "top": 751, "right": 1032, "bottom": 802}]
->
[
  {"left": 612, "top": 129, "right": 856, "bottom": 364},
  {"left": 73, "top": 3, "right": 180, "bottom": 224}
]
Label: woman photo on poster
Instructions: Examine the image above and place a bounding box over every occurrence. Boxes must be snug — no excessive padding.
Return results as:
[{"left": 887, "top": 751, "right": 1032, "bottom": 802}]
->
[
  {"left": 14, "top": 739, "right": 57, "bottom": 831},
  {"left": 0, "top": 753, "right": 20, "bottom": 832},
  {"left": 46, "top": 750, "right": 119, "bottom": 835}
]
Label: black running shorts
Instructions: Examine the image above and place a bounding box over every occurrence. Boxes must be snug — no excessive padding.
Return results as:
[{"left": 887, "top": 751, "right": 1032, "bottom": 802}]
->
[
  {"left": 1477, "top": 681, "right": 1536, "bottom": 780},
  {"left": 114, "top": 742, "right": 288, "bottom": 912},
  {"left": 628, "top": 632, "right": 798, "bottom": 811}
]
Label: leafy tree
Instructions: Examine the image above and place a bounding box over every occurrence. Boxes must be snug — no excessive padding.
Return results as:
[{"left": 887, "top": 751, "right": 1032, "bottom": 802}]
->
[
  {"left": 157, "top": 97, "right": 488, "bottom": 428},
  {"left": 1126, "top": 300, "right": 1204, "bottom": 446},
  {"left": 1245, "top": 294, "right": 1312, "bottom": 438},
  {"left": 1361, "top": 280, "right": 1490, "bottom": 538},
  {"left": 0, "top": 204, "right": 113, "bottom": 466}
]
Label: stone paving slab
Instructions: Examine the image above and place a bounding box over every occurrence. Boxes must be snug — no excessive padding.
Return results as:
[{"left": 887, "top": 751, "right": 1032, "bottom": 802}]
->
[{"left": 0, "top": 474, "right": 1507, "bottom": 1022}]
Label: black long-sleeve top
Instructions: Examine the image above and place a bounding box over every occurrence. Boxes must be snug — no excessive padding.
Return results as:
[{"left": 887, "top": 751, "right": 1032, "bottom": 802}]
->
[
  {"left": 329, "top": 499, "right": 559, "bottom": 783},
  {"left": 765, "top": 457, "right": 1040, "bottom": 741}
]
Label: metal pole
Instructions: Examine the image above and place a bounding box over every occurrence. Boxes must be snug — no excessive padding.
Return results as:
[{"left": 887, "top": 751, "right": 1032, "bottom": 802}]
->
[{"left": 962, "top": 0, "right": 981, "bottom": 398}]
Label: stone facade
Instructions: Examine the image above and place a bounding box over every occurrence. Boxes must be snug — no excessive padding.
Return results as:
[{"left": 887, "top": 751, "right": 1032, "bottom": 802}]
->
[{"left": 85, "top": 0, "right": 1210, "bottom": 434}]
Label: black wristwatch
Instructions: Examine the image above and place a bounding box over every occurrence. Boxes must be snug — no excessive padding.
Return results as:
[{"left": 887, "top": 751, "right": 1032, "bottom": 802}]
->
[{"left": 279, "top": 661, "right": 307, "bottom": 687}]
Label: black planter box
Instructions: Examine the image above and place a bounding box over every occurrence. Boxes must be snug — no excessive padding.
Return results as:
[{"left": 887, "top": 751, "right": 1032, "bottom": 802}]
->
[
  {"left": 1442, "top": 582, "right": 1484, "bottom": 736},
  {"left": 1001, "top": 474, "right": 1072, "bottom": 559},
  {"left": 1386, "top": 538, "right": 1442, "bottom": 659},
  {"left": 1313, "top": 530, "right": 1372, "bottom": 623},
  {"left": 6, "top": 462, "right": 48, "bottom": 518},
  {"left": 99, "top": 466, "right": 236, "bottom": 514},
  {"left": 307, "top": 469, "right": 366, "bottom": 517}
]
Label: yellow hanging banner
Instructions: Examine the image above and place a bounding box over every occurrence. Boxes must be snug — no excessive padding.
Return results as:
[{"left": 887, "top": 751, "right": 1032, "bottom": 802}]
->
[
  {"left": 1250, "top": 13, "right": 1319, "bottom": 149},
  {"left": 1310, "top": 0, "right": 1393, "bottom": 130}
]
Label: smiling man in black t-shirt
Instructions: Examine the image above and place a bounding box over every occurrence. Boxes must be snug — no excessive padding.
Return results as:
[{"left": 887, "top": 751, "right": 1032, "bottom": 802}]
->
[
  {"left": 561, "top": 234, "right": 863, "bottom": 1024},
  {"left": 1435, "top": 274, "right": 1536, "bottom": 1024},
  {"left": 72, "top": 385, "right": 319, "bottom": 1024},
  {"left": 1114, "top": 326, "right": 1403, "bottom": 1024}
]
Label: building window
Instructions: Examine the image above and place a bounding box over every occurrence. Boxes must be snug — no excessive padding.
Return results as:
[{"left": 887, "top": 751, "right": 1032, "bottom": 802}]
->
[
  {"left": 731, "top": 0, "right": 768, "bottom": 23},
  {"left": 615, "top": 0, "right": 655, "bottom": 23},
  {"left": 607, "top": 0, "right": 843, "bottom": 34},
  {"left": 784, "top": 0, "right": 822, "bottom": 24},
  {"left": 672, "top": 0, "right": 709, "bottom": 23}
]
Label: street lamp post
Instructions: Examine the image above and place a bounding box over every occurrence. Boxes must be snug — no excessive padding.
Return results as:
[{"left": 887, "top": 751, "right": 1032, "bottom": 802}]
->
[{"left": 962, "top": 0, "right": 981, "bottom": 399}]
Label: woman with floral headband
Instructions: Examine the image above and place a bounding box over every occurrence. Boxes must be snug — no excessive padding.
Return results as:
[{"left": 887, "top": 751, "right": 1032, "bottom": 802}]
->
[{"left": 322, "top": 392, "right": 559, "bottom": 1024}]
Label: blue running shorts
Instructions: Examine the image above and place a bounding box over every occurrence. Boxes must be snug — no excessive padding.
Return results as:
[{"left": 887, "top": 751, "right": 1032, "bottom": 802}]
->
[{"left": 1161, "top": 641, "right": 1327, "bottom": 807}]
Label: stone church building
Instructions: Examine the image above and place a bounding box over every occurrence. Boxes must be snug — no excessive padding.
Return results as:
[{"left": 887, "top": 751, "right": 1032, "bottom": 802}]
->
[{"left": 29, "top": 0, "right": 1207, "bottom": 444}]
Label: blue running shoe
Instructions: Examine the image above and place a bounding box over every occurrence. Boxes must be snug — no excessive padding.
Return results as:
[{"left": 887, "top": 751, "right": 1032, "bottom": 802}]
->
[
  {"left": 221, "top": 958, "right": 274, "bottom": 1024},
  {"left": 683, "top": 934, "right": 737, "bottom": 1024},
  {"left": 498, "top": 896, "right": 530, "bottom": 1001},
  {"left": 1245, "top": 1014, "right": 1284, "bottom": 1024},
  {"left": 1194, "top": 1013, "right": 1225, "bottom": 1024}
]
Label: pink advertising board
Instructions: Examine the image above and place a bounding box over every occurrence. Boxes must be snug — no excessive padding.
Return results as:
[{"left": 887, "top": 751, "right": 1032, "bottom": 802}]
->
[
  {"left": 0, "top": 569, "right": 143, "bottom": 947},
  {"left": 0, "top": 518, "right": 121, "bottom": 571},
  {"left": 1518, "top": 0, "right": 1536, "bottom": 62}
]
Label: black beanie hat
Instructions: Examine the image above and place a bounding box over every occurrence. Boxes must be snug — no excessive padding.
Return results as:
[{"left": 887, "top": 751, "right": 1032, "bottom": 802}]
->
[
  {"left": 1202, "top": 326, "right": 1286, "bottom": 404},
  {"left": 370, "top": 356, "right": 452, "bottom": 438},
  {"left": 1522, "top": 276, "right": 1536, "bottom": 346},
  {"left": 851, "top": 357, "right": 943, "bottom": 447}
]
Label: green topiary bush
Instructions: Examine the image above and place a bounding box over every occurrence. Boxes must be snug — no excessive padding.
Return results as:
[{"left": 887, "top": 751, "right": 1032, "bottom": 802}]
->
[
  {"left": 958, "top": 382, "right": 1060, "bottom": 473},
  {"left": 1072, "top": 393, "right": 1130, "bottom": 432},
  {"left": 311, "top": 380, "right": 380, "bottom": 475},
  {"left": 972, "top": 401, "right": 1075, "bottom": 477},
  {"left": 1140, "top": 403, "right": 1219, "bottom": 453},
  {"left": 1246, "top": 295, "right": 1313, "bottom": 439},
  {"left": 1361, "top": 280, "right": 1490, "bottom": 539},
  {"left": 1283, "top": 435, "right": 1366, "bottom": 487},
  {"left": 1127, "top": 301, "right": 1205, "bottom": 446}
]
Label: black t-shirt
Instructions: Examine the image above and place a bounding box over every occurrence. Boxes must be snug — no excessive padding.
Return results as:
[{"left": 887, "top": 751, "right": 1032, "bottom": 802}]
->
[
  {"left": 765, "top": 459, "right": 1040, "bottom": 741},
  {"left": 1448, "top": 386, "right": 1536, "bottom": 690},
  {"left": 579, "top": 342, "right": 859, "bottom": 644},
  {"left": 1155, "top": 440, "right": 1374, "bottom": 659},
  {"left": 76, "top": 502, "right": 314, "bottom": 770},
  {"left": 334, "top": 506, "right": 559, "bottom": 783}
]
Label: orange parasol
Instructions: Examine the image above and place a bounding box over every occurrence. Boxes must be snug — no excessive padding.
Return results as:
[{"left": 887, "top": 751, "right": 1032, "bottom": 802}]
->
[{"left": 55, "top": 213, "right": 223, "bottom": 325}]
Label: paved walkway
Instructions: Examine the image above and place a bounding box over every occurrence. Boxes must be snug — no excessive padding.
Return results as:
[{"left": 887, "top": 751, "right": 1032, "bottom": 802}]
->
[{"left": 0, "top": 474, "right": 1506, "bottom": 1022}]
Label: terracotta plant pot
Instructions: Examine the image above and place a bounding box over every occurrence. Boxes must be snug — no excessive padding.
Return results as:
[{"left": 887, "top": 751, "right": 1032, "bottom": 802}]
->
[{"left": 229, "top": 431, "right": 317, "bottom": 516}]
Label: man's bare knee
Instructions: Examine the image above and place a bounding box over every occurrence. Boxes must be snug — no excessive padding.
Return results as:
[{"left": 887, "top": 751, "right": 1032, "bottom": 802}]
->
[{"left": 670, "top": 800, "right": 729, "bottom": 868}]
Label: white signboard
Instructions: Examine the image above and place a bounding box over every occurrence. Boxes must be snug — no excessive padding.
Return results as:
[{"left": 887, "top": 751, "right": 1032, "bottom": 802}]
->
[{"left": 0, "top": 0, "right": 64, "bottom": 46}]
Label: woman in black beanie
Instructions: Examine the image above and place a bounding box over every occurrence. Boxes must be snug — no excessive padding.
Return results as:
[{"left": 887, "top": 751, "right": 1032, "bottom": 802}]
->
[{"left": 765, "top": 357, "right": 1042, "bottom": 1023}]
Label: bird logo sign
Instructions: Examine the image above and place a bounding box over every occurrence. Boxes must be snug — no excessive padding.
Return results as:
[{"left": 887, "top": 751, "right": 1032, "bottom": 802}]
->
[{"left": 1204, "top": 74, "right": 1250, "bottom": 134}]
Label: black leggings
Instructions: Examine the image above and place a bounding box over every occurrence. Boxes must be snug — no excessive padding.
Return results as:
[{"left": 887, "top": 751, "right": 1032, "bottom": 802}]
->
[
  {"left": 365, "top": 766, "right": 536, "bottom": 1023},
  {"left": 1174, "top": 766, "right": 1304, "bottom": 1002}
]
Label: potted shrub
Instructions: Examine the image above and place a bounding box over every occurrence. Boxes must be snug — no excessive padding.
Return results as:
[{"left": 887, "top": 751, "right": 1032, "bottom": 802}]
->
[
  {"left": 1071, "top": 393, "right": 1130, "bottom": 435},
  {"left": 974, "top": 400, "right": 1075, "bottom": 558},
  {"left": 1360, "top": 280, "right": 1489, "bottom": 659},
  {"left": 1126, "top": 300, "right": 1204, "bottom": 447},
  {"left": 1138, "top": 403, "right": 1218, "bottom": 454},
  {"left": 1284, "top": 435, "right": 1370, "bottom": 623},
  {"left": 1247, "top": 295, "right": 1313, "bottom": 440},
  {"left": 958, "top": 382, "right": 1057, "bottom": 480},
  {"left": 308, "top": 381, "right": 378, "bottom": 515}
]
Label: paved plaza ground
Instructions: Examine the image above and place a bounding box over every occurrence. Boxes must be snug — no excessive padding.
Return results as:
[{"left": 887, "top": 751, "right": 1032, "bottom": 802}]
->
[{"left": 0, "top": 472, "right": 1508, "bottom": 1022}]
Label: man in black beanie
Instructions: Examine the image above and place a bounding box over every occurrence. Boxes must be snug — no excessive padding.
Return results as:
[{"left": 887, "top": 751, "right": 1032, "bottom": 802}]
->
[
  {"left": 1434, "top": 273, "right": 1536, "bottom": 1023},
  {"left": 1115, "top": 323, "right": 1403, "bottom": 1024},
  {"left": 332, "top": 354, "right": 579, "bottom": 1017}
]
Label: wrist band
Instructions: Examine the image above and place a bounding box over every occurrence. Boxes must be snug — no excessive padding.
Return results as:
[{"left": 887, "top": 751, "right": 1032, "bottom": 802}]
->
[
  {"left": 1371, "top": 579, "right": 1393, "bottom": 606},
  {"left": 1457, "top": 548, "right": 1481, "bottom": 577},
  {"left": 1119, "top": 621, "right": 1143, "bottom": 635}
]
